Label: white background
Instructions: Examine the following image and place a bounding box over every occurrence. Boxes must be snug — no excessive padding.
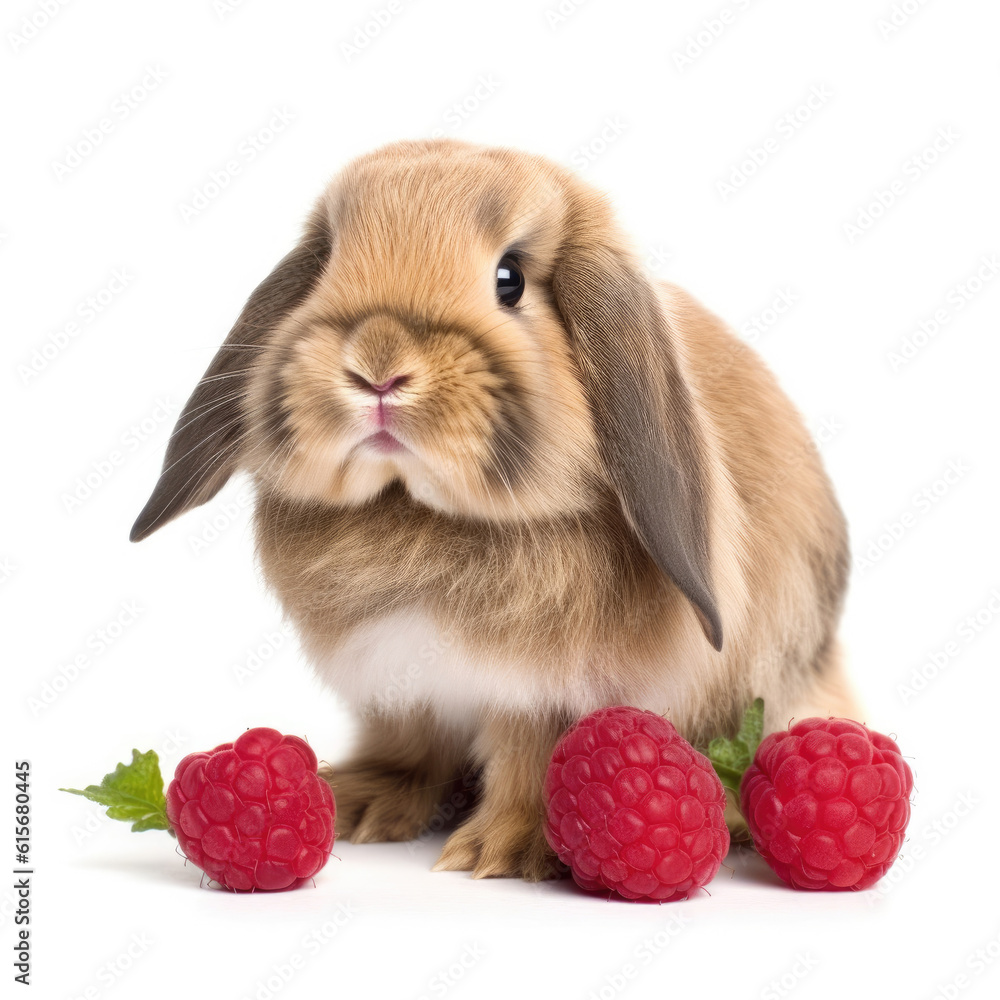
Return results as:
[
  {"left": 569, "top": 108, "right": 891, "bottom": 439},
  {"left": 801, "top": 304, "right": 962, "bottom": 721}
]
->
[{"left": 4, "top": 0, "right": 1000, "bottom": 997}]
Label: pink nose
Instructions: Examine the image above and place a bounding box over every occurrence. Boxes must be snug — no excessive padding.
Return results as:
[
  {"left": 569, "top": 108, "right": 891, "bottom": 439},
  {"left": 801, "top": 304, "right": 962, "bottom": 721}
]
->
[{"left": 347, "top": 371, "right": 410, "bottom": 396}]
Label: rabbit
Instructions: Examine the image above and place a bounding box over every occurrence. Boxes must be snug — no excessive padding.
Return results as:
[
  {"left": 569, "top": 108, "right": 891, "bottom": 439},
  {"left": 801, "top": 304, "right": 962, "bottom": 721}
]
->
[{"left": 132, "top": 138, "right": 860, "bottom": 880}]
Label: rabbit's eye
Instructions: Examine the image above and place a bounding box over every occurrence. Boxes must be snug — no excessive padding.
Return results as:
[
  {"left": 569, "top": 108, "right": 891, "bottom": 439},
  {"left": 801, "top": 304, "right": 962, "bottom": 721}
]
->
[{"left": 496, "top": 256, "right": 524, "bottom": 307}]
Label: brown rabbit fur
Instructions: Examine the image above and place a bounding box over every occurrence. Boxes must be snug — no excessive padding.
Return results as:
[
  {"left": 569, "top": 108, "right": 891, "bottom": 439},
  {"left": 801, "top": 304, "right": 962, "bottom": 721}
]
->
[{"left": 133, "top": 139, "right": 858, "bottom": 880}]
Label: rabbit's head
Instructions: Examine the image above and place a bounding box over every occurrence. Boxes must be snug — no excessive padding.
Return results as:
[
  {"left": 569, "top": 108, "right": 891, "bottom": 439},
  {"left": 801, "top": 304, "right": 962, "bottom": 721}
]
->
[{"left": 132, "top": 139, "right": 722, "bottom": 649}]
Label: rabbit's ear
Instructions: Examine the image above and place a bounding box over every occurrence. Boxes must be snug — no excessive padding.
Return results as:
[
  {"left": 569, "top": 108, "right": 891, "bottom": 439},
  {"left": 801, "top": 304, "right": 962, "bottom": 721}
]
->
[
  {"left": 130, "top": 210, "right": 332, "bottom": 542},
  {"left": 552, "top": 221, "right": 723, "bottom": 651}
]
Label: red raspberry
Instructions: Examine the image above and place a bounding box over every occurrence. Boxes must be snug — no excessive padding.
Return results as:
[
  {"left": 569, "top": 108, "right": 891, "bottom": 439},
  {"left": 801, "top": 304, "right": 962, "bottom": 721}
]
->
[
  {"left": 544, "top": 707, "right": 730, "bottom": 901},
  {"left": 166, "top": 727, "right": 335, "bottom": 891},
  {"left": 741, "top": 718, "right": 912, "bottom": 891}
]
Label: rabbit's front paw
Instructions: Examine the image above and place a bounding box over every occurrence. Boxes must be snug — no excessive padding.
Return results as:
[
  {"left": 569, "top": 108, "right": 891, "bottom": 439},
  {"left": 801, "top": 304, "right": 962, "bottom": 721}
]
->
[
  {"left": 432, "top": 806, "right": 561, "bottom": 881},
  {"left": 321, "top": 761, "right": 451, "bottom": 844}
]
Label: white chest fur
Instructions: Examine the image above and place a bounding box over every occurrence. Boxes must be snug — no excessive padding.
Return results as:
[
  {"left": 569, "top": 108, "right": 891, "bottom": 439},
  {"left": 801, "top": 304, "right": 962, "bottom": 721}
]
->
[{"left": 305, "top": 608, "right": 613, "bottom": 724}]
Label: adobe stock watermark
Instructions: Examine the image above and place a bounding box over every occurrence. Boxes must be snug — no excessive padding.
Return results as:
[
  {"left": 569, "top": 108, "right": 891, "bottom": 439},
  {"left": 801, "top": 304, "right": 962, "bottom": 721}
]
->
[
  {"left": 406, "top": 771, "right": 474, "bottom": 857},
  {"left": 694, "top": 292, "right": 799, "bottom": 387},
  {"left": 340, "top": 0, "right": 411, "bottom": 63},
  {"left": 760, "top": 952, "right": 819, "bottom": 1000},
  {"left": 415, "top": 944, "right": 486, "bottom": 1000},
  {"left": 570, "top": 116, "right": 628, "bottom": 172},
  {"left": 842, "top": 126, "right": 959, "bottom": 244},
  {"left": 51, "top": 66, "right": 169, "bottom": 180},
  {"left": 365, "top": 630, "right": 456, "bottom": 720},
  {"left": 586, "top": 914, "right": 692, "bottom": 1000},
  {"left": 854, "top": 459, "right": 970, "bottom": 576},
  {"left": 17, "top": 268, "right": 134, "bottom": 384},
  {"left": 0, "top": 556, "right": 16, "bottom": 587},
  {"left": 61, "top": 397, "right": 177, "bottom": 513},
  {"left": 672, "top": 0, "right": 758, "bottom": 72},
  {"left": 188, "top": 482, "right": 254, "bottom": 555},
  {"left": 411, "top": 464, "right": 461, "bottom": 508},
  {"left": 213, "top": 0, "right": 251, "bottom": 19},
  {"left": 232, "top": 622, "right": 296, "bottom": 684},
  {"left": 877, "top": 0, "right": 934, "bottom": 41},
  {"left": 429, "top": 75, "right": 500, "bottom": 138},
  {"left": 7, "top": 0, "right": 73, "bottom": 54},
  {"left": 69, "top": 730, "right": 189, "bottom": 848},
  {"left": 742, "top": 287, "right": 797, "bottom": 343},
  {"left": 640, "top": 245, "right": 672, "bottom": 277},
  {"left": 896, "top": 587, "right": 1000, "bottom": 706},
  {"left": 390, "top": 632, "right": 453, "bottom": 701},
  {"left": 177, "top": 107, "right": 295, "bottom": 223},
  {"left": 238, "top": 904, "right": 356, "bottom": 1000},
  {"left": 869, "top": 790, "right": 977, "bottom": 904},
  {"left": 930, "top": 926, "right": 1000, "bottom": 1000},
  {"left": 886, "top": 254, "right": 998, "bottom": 371},
  {"left": 716, "top": 85, "right": 834, "bottom": 202},
  {"left": 71, "top": 932, "right": 153, "bottom": 999},
  {"left": 544, "top": 0, "right": 590, "bottom": 28},
  {"left": 743, "top": 414, "right": 844, "bottom": 511},
  {"left": 0, "top": 883, "right": 28, "bottom": 930},
  {"left": 28, "top": 601, "right": 144, "bottom": 716}
]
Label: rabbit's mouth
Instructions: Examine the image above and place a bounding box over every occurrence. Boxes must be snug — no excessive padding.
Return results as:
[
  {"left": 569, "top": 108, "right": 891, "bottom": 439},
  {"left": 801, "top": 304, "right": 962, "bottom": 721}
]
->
[{"left": 363, "top": 429, "right": 407, "bottom": 454}]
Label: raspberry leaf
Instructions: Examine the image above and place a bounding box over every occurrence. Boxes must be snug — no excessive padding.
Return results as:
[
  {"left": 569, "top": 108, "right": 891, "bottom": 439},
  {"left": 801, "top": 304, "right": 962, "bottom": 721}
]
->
[
  {"left": 61, "top": 749, "right": 171, "bottom": 833},
  {"left": 706, "top": 698, "right": 764, "bottom": 796}
]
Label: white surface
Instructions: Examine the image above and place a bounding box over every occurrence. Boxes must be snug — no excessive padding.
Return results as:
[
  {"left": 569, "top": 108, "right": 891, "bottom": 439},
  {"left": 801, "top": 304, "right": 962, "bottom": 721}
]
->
[{"left": 4, "top": 1, "right": 999, "bottom": 997}]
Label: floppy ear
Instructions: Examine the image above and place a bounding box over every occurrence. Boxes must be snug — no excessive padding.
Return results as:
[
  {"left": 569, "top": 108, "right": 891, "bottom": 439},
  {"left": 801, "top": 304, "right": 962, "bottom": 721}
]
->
[
  {"left": 130, "top": 210, "right": 332, "bottom": 542},
  {"left": 552, "top": 213, "right": 723, "bottom": 651}
]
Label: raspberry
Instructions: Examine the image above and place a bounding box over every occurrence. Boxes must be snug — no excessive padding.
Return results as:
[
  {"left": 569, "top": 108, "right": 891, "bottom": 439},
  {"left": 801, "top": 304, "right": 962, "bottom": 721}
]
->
[
  {"left": 166, "top": 727, "right": 335, "bottom": 891},
  {"left": 740, "top": 718, "right": 912, "bottom": 891},
  {"left": 544, "top": 707, "right": 730, "bottom": 901}
]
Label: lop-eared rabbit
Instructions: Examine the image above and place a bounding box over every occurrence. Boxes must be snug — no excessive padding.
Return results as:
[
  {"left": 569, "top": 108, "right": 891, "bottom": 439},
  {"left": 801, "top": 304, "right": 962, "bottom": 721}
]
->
[{"left": 133, "top": 140, "right": 857, "bottom": 879}]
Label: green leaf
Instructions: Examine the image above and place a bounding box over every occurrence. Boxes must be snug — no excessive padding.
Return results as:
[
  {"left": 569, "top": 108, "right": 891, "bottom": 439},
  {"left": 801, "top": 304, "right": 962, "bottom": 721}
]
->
[
  {"left": 61, "top": 749, "right": 170, "bottom": 833},
  {"left": 705, "top": 698, "right": 764, "bottom": 797}
]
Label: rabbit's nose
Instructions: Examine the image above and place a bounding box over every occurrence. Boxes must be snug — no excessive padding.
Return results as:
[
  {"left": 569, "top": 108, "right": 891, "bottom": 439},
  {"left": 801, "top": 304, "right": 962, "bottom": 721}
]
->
[{"left": 347, "top": 371, "right": 411, "bottom": 396}]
